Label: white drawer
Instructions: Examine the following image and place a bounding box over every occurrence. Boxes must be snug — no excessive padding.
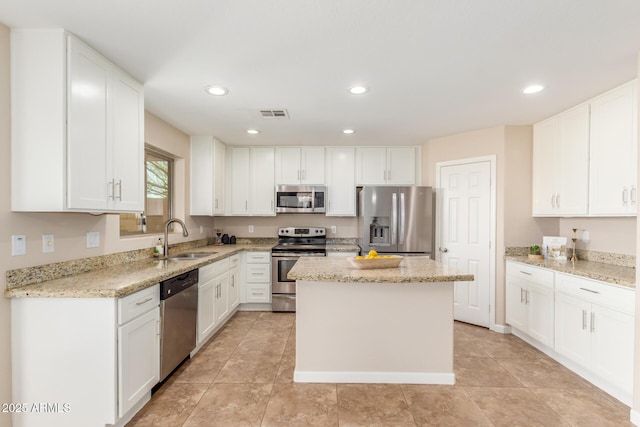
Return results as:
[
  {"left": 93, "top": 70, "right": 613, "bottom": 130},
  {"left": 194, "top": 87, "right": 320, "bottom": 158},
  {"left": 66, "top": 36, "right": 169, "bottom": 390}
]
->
[
  {"left": 118, "top": 284, "right": 160, "bottom": 325},
  {"left": 245, "top": 284, "right": 271, "bottom": 303},
  {"left": 200, "top": 258, "right": 229, "bottom": 281},
  {"left": 229, "top": 254, "right": 241, "bottom": 270},
  {"left": 246, "top": 252, "right": 271, "bottom": 264},
  {"left": 506, "top": 261, "right": 554, "bottom": 287},
  {"left": 556, "top": 273, "right": 635, "bottom": 314},
  {"left": 246, "top": 263, "right": 270, "bottom": 283}
]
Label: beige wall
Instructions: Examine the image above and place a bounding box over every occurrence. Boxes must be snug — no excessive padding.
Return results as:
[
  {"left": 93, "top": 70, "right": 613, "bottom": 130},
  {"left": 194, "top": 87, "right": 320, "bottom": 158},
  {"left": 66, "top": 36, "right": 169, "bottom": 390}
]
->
[
  {"left": 422, "top": 125, "right": 557, "bottom": 325},
  {"left": 0, "top": 24, "right": 213, "bottom": 427},
  {"left": 559, "top": 217, "right": 636, "bottom": 255},
  {"left": 214, "top": 215, "right": 358, "bottom": 239}
]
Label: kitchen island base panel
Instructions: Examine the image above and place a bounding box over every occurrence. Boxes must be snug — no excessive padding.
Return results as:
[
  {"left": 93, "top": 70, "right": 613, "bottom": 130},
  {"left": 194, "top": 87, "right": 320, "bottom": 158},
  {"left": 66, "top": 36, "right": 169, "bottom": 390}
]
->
[{"left": 295, "top": 280, "right": 454, "bottom": 384}]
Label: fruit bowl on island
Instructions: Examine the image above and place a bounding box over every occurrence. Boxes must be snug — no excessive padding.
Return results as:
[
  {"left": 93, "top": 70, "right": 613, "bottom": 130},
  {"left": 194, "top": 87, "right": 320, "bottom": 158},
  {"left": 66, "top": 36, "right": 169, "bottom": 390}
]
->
[{"left": 348, "top": 250, "right": 404, "bottom": 270}]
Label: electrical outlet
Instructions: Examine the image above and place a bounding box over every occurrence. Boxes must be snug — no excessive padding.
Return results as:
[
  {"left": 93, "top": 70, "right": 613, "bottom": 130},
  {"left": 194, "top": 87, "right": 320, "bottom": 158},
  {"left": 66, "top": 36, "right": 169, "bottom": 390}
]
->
[
  {"left": 12, "top": 235, "right": 26, "bottom": 256},
  {"left": 331, "top": 226, "right": 337, "bottom": 234},
  {"left": 200, "top": 225, "right": 204, "bottom": 234},
  {"left": 249, "top": 225, "right": 254, "bottom": 233},
  {"left": 86, "top": 231, "right": 100, "bottom": 248},
  {"left": 42, "top": 234, "right": 54, "bottom": 253}
]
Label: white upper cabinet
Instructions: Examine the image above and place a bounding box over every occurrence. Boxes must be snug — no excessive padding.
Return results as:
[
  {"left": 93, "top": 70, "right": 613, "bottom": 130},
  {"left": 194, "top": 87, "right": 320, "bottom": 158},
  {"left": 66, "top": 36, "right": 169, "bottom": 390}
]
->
[
  {"left": 532, "top": 104, "right": 590, "bottom": 216},
  {"left": 190, "top": 136, "right": 226, "bottom": 216},
  {"left": 355, "top": 147, "right": 417, "bottom": 185},
  {"left": 251, "top": 147, "right": 276, "bottom": 215},
  {"left": 275, "top": 147, "right": 325, "bottom": 185},
  {"left": 227, "top": 147, "right": 275, "bottom": 216},
  {"left": 228, "top": 147, "right": 251, "bottom": 215},
  {"left": 532, "top": 79, "right": 637, "bottom": 217},
  {"left": 11, "top": 29, "right": 144, "bottom": 212},
  {"left": 325, "top": 147, "right": 356, "bottom": 216},
  {"left": 589, "top": 80, "right": 638, "bottom": 216}
]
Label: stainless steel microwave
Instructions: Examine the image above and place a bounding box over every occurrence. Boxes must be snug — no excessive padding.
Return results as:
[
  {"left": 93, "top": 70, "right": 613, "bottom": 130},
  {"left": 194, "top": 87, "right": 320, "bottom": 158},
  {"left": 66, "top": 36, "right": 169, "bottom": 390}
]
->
[{"left": 275, "top": 185, "right": 326, "bottom": 213}]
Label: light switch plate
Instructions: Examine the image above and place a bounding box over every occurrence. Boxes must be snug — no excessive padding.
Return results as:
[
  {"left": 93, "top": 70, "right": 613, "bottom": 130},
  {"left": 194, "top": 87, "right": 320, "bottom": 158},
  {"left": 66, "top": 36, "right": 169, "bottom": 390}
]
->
[
  {"left": 86, "top": 231, "right": 100, "bottom": 248},
  {"left": 249, "top": 225, "right": 254, "bottom": 233},
  {"left": 12, "top": 235, "right": 26, "bottom": 256},
  {"left": 331, "top": 226, "right": 337, "bottom": 234},
  {"left": 42, "top": 234, "right": 54, "bottom": 253}
]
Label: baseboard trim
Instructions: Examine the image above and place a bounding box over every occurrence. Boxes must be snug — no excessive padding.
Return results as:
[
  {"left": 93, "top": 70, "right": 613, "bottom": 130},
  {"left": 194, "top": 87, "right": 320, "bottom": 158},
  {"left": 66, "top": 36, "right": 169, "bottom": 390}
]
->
[
  {"left": 293, "top": 370, "right": 455, "bottom": 385},
  {"left": 630, "top": 408, "right": 640, "bottom": 426},
  {"left": 491, "top": 323, "right": 511, "bottom": 334}
]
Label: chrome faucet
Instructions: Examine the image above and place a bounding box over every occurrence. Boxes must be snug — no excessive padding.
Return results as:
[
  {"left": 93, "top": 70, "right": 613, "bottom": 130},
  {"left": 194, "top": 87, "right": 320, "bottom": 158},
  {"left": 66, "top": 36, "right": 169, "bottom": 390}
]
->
[{"left": 163, "top": 218, "right": 189, "bottom": 258}]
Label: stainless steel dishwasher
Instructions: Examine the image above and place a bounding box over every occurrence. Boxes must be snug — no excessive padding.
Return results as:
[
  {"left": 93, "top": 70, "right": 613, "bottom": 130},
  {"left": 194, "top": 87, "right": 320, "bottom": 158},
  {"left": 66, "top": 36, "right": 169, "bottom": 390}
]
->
[{"left": 159, "top": 269, "right": 198, "bottom": 382}]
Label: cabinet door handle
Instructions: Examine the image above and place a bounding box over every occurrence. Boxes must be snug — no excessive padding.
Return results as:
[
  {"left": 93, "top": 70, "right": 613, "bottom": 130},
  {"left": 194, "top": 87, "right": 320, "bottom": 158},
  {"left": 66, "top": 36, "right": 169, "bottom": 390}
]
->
[
  {"left": 579, "top": 287, "right": 599, "bottom": 294},
  {"left": 245, "top": 200, "right": 248, "bottom": 211},
  {"left": 115, "top": 180, "right": 122, "bottom": 201},
  {"left": 108, "top": 179, "right": 115, "bottom": 200},
  {"left": 623, "top": 187, "right": 629, "bottom": 204},
  {"left": 519, "top": 271, "right": 532, "bottom": 276},
  {"left": 631, "top": 186, "right": 637, "bottom": 204},
  {"left": 525, "top": 290, "right": 529, "bottom": 305},
  {"left": 297, "top": 170, "right": 300, "bottom": 180},
  {"left": 136, "top": 297, "right": 153, "bottom": 306},
  {"left": 590, "top": 312, "right": 595, "bottom": 332},
  {"left": 550, "top": 194, "right": 555, "bottom": 207},
  {"left": 582, "top": 309, "right": 587, "bottom": 330},
  {"left": 520, "top": 288, "right": 524, "bottom": 303},
  {"left": 555, "top": 194, "right": 560, "bottom": 208},
  {"left": 215, "top": 198, "right": 218, "bottom": 209}
]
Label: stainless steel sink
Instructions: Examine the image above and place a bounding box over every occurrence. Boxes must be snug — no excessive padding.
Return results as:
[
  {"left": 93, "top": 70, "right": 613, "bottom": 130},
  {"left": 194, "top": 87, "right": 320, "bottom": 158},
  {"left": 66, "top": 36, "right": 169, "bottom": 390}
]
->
[{"left": 168, "top": 252, "right": 215, "bottom": 260}]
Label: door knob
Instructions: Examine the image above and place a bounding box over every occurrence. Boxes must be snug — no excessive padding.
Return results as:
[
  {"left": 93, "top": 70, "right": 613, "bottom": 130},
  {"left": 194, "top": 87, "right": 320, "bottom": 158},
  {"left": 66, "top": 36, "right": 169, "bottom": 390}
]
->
[{"left": 439, "top": 247, "right": 448, "bottom": 253}]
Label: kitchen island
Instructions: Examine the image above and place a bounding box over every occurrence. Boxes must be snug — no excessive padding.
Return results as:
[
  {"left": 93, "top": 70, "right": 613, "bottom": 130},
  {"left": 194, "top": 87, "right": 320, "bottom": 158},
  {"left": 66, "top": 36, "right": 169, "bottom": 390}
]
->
[{"left": 287, "top": 256, "right": 473, "bottom": 385}]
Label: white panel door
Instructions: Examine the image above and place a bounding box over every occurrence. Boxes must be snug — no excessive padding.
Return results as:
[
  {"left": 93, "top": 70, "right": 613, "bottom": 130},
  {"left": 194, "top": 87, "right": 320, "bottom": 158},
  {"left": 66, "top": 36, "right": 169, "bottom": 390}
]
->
[
  {"left": 250, "top": 147, "right": 275, "bottom": 215},
  {"left": 301, "top": 147, "right": 325, "bottom": 184},
  {"left": 556, "top": 104, "right": 589, "bottom": 215},
  {"left": 197, "top": 279, "right": 216, "bottom": 344},
  {"left": 229, "top": 147, "right": 250, "bottom": 215},
  {"left": 554, "top": 292, "right": 591, "bottom": 367},
  {"left": 111, "top": 71, "right": 144, "bottom": 212},
  {"left": 532, "top": 117, "right": 559, "bottom": 215},
  {"left": 325, "top": 147, "right": 356, "bottom": 216},
  {"left": 386, "top": 147, "right": 416, "bottom": 185},
  {"left": 590, "top": 304, "right": 634, "bottom": 394},
  {"left": 526, "top": 281, "right": 554, "bottom": 347},
  {"left": 275, "top": 147, "right": 301, "bottom": 185},
  {"left": 67, "top": 38, "right": 110, "bottom": 210},
  {"left": 440, "top": 161, "right": 491, "bottom": 327},
  {"left": 355, "top": 147, "right": 387, "bottom": 185}
]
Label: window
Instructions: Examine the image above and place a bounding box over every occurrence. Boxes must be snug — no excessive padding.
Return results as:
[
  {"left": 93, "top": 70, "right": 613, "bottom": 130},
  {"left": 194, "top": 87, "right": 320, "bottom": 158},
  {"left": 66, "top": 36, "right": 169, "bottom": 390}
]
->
[{"left": 120, "top": 148, "right": 173, "bottom": 236}]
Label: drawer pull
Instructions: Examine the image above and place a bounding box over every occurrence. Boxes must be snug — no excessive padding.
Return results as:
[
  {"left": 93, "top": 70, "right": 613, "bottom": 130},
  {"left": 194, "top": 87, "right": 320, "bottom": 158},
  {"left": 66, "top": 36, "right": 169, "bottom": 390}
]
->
[
  {"left": 579, "top": 287, "right": 599, "bottom": 294},
  {"left": 590, "top": 312, "right": 595, "bottom": 332},
  {"left": 582, "top": 309, "right": 587, "bottom": 330},
  {"left": 136, "top": 297, "right": 153, "bottom": 306},
  {"left": 519, "top": 271, "right": 533, "bottom": 276}
]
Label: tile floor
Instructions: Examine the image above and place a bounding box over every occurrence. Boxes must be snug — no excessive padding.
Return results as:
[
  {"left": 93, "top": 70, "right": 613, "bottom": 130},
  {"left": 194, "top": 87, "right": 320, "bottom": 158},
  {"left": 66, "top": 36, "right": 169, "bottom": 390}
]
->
[{"left": 127, "top": 311, "right": 632, "bottom": 426}]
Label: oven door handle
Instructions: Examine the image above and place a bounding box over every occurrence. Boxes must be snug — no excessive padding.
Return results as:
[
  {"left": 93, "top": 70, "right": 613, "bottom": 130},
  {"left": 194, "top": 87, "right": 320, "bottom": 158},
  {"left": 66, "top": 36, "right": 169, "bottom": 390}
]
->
[
  {"left": 272, "top": 253, "right": 326, "bottom": 258},
  {"left": 272, "top": 256, "right": 302, "bottom": 261}
]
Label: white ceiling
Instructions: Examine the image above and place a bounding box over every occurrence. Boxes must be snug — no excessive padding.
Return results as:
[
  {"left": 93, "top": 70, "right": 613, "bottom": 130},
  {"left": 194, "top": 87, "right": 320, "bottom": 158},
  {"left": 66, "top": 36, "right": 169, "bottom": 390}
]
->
[{"left": 2, "top": 0, "right": 640, "bottom": 146}]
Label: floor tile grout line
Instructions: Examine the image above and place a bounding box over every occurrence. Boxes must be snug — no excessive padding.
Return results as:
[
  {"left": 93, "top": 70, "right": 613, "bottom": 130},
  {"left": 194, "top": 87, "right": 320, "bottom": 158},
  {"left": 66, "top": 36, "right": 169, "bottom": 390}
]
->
[{"left": 459, "top": 385, "right": 498, "bottom": 427}]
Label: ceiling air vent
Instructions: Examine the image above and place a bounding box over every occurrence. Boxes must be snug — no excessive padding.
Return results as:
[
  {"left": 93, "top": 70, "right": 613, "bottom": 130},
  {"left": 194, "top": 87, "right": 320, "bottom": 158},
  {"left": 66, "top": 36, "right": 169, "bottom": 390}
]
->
[{"left": 259, "top": 109, "right": 290, "bottom": 119}]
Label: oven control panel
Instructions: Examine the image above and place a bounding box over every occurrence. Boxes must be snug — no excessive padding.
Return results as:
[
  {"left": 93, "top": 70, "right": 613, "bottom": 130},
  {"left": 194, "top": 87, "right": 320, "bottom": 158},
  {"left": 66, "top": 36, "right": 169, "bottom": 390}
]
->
[{"left": 277, "top": 227, "right": 326, "bottom": 237}]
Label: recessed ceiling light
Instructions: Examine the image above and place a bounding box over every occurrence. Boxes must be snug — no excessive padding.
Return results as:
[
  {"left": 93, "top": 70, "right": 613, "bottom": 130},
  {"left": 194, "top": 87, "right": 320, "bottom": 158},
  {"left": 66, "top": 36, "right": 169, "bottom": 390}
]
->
[
  {"left": 205, "top": 85, "right": 229, "bottom": 96},
  {"left": 343, "top": 129, "right": 356, "bottom": 134},
  {"left": 247, "top": 129, "right": 260, "bottom": 135},
  {"left": 349, "top": 85, "right": 368, "bottom": 95},
  {"left": 523, "top": 84, "right": 544, "bottom": 94}
]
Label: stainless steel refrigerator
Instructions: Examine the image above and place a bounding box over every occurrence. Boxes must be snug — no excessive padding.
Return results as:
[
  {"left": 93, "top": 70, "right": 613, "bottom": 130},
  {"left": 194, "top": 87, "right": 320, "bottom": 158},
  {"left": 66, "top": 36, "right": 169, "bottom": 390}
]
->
[{"left": 358, "top": 186, "right": 433, "bottom": 257}]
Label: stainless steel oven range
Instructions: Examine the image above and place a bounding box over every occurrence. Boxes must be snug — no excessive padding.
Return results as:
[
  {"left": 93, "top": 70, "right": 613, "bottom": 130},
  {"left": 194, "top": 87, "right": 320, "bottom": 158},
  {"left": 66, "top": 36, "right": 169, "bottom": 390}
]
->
[{"left": 271, "top": 227, "right": 326, "bottom": 312}]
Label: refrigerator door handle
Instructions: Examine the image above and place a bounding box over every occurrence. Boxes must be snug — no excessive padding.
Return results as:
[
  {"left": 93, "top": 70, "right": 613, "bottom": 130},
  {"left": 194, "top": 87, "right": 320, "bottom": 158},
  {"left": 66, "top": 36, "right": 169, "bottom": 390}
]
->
[
  {"left": 391, "top": 193, "right": 397, "bottom": 245},
  {"left": 399, "top": 192, "right": 405, "bottom": 245}
]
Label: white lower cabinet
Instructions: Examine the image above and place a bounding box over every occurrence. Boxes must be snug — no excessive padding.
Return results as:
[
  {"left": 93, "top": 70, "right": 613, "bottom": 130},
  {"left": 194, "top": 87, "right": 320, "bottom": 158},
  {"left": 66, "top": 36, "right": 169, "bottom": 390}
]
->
[
  {"left": 117, "top": 293, "right": 160, "bottom": 417},
  {"left": 215, "top": 272, "right": 230, "bottom": 323},
  {"left": 229, "top": 255, "right": 241, "bottom": 310},
  {"left": 554, "top": 273, "right": 634, "bottom": 398},
  {"left": 11, "top": 284, "right": 160, "bottom": 427},
  {"left": 197, "top": 275, "right": 217, "bottom": 344},
  {"left": 505, "top": 262, "right": 554, "bottom": 348},
  {"left": 241, "top": 251, "right": 272, "bottom": 304},
  {"left": 506, "top": 261, "right": 635, "bottom": 405}
]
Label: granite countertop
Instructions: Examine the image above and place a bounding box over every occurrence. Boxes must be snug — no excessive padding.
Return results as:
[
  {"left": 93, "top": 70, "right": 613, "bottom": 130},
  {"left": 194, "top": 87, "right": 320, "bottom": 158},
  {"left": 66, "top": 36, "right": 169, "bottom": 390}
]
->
[
  {"left": 287, "top": 256, "right": 474, "bottom": 283},
  {"left": 5, "top": 244, "right": 274, "bottom": 299},
  {"left": 506, "top": 256, "right": 635, "bottom": 289},
  {"left": 325, "top": 244, "right": 360, "bottom": 253}
]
